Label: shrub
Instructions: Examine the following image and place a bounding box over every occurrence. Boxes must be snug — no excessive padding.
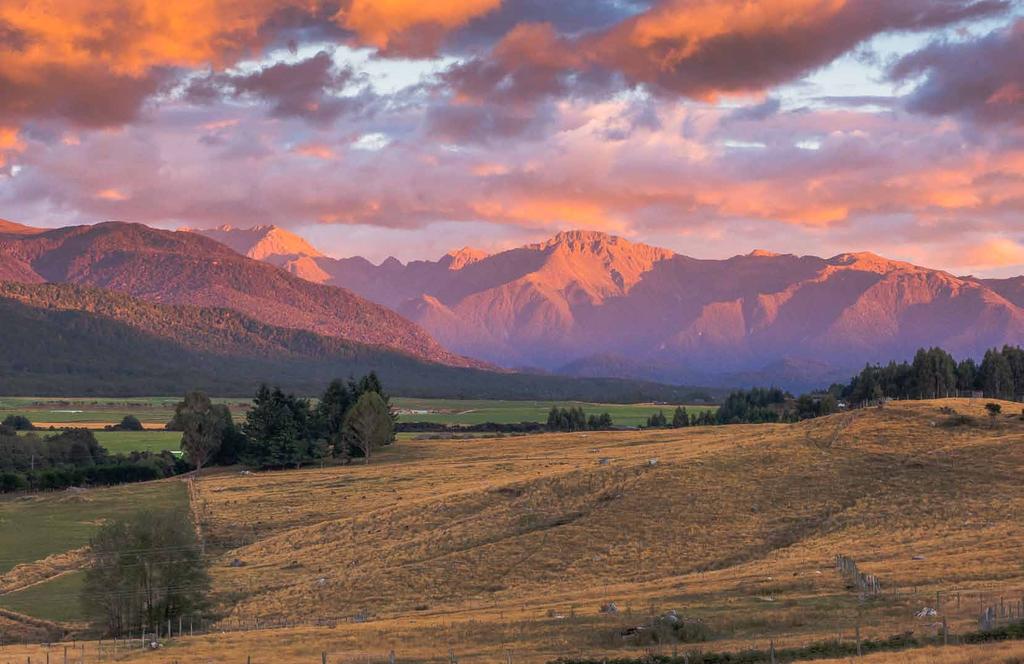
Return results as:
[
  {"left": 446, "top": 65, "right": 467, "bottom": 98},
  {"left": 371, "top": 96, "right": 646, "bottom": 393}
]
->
[{"left": 2, "top": 414, "right": 34, "bottom": 431}]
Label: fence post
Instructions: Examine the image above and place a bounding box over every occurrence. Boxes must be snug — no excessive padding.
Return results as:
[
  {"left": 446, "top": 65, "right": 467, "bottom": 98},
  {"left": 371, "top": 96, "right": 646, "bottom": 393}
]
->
[
  {"left": 855, "top": 621, "right": 861, "bottom": 657},
  {"left": 769, "top": 639, "right": 776, "bottom": 664},
  {"left": 321, "top": 652, "right": 327, "bottom": 664}
]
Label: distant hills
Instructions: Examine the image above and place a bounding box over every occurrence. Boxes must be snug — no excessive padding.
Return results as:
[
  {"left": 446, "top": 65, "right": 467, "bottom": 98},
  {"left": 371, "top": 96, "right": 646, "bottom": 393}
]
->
[
  {"left": 0, "top": 222, "right": 480, "bottom": 369},
  {"left": 199, "top": 226, "right": 1024, "bottom": 390},
  {"left": 0, "top": 281, "right": 715, "bottom": 401}
]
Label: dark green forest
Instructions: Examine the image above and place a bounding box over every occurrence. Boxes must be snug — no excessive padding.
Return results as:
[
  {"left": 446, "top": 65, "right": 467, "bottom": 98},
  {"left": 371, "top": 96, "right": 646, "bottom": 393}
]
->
[
  {"left": 0, "top": 284, "right": 719, "bottom": 403},
  {"left": 837, "top": 346, "right": 1024, "bottom": 403}
]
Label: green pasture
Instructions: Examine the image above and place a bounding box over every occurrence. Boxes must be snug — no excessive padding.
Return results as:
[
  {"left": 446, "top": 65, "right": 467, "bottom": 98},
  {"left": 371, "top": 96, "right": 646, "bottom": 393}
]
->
[
  {"left": 16, "top": 430, "right": 182, "bottom": 454},
  {"left": 0, "top": 396, "right": 249, "bottom": 429},
  {"left": 3, "top": 396, "right": 718, "bottom": 432},
  {"left": 390, "top": 397, "right": 716, "bottom": 427},
  {"left": 0, "top": 480, "right": 188, "bottom": 575},
  {"left": 0, "top": 571, "right": 88, "bottom": 623}
]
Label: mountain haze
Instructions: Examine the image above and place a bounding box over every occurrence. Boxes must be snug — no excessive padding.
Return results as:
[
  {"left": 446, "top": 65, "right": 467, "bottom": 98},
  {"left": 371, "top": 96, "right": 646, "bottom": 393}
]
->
[{"left": 200, "top": 227, "right": 1024, "bottom": 388}]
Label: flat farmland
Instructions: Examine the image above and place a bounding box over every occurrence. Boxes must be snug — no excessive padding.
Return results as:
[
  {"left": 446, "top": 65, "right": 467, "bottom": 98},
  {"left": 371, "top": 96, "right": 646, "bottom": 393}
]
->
[
  {"left": 391, "top": 397, "right": 715, "bottom": 427},
  {"left": 0, "top": 396, "right": 250, "bottom": 430},
  {"left": 1, "top": 397, "right": 712, "bottom": 430}
]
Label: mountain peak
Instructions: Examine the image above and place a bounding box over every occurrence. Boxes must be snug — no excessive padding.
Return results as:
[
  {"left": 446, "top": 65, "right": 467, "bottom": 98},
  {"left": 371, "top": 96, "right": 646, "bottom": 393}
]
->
[
  {"left": 189, "top": 224, "right": 324, "bottom": 261},
  {"left": 442, "top": 247, "right": 488, "bottom": 270},
  {"left": 828, "top": 251, "right": 915, "bottom": 273},
  {"left": 538, "top": 229, "right": 620, "bottom": 250}
]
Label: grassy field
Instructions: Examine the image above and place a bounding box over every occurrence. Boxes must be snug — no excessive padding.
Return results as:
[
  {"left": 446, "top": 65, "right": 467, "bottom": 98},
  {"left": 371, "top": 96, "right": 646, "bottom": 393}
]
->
[
  {"left": 1, "top": 396, "right": 712, "bottom": 431},
  {"left": 0, "top": 396, "right": 249, "bottom": 429},
  {"left": 4, "top": 398, "right": 1022, "bottom": 664},
  {"left": 90, "top": 430, "right": 182, "bottom": 453},
  {"left": 0, "top": 479, "right": 188, "bottom": 575},
  {"left": 391, "top": 397, "right": 715, "bottom": 427},
  {"left": 0, "top": 571, "right": 87, "bottom": 623},
  {"left": 18, "top": 429, "right": 182, "bottom": 453},
  {"left": 146, "top": 397, "right": 1021, "bottom": 663}
]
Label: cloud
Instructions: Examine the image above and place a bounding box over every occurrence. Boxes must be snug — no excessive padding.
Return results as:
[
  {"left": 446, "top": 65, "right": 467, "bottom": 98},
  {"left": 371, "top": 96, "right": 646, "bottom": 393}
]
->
[
  {"left": 185, "top": 51, "right": 372, "bottom": 123},
  {"left": 891, "top": 19, "right": 1024, "bottom": 126},
  {"left": 0, "top": 0, "right": 501, "bottom": 129},
  {"left": 0, "top": 126, "right": 24, "bottom": 170},
  {"left": 335, "top": 0, "right": 502, "bottom": 54},
  {"left": 441, "top": 0, "right": 1011, "bottom": 109},
  {"left": 726, "top": 98, "right": 782, "bottom": 123},
  {"left": 959, "top": 238, "right": 1024, "bottom": 269}
]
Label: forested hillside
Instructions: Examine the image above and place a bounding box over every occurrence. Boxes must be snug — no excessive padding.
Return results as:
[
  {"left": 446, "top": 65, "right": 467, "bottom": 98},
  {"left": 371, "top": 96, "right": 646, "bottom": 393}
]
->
[{"left": 0, "top": 283, "right": 715, "bottom": 402}]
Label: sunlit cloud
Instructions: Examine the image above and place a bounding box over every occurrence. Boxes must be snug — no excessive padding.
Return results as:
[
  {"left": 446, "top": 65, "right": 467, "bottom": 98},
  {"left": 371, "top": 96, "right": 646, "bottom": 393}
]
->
[{"left": 0, "top": 1, "right": 1020, "bottom": 277}]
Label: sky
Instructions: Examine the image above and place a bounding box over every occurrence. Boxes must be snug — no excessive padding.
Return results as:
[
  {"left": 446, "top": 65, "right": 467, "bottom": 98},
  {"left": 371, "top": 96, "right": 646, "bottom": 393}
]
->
[{"left": 0, "top": 1, "right": 1022, "bottom": 276}]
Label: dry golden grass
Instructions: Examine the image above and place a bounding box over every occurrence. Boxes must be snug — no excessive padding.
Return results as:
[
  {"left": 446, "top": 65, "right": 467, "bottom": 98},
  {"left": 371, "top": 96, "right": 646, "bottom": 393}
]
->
[
  {"left": 0, "top": 546, "right": 88, "bottom": 594},
  {"left": 814, "top": 640, "right": 1024, "bottom": 662},
  {"left": 10, "top": 398, "right": 1024, "bottom": 664}
]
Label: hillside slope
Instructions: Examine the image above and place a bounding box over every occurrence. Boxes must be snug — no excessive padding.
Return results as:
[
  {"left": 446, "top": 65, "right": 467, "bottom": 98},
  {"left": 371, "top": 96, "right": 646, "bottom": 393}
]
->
[
  {"left": 0, "top": 222, "right": 479, "bottom": 368},
  {"left": 201, "top": 227, "right": 1024, "bottom": 387},
  {"left": 178, "top": 399, "right": 1023, "bottom": 661},
  {"left": 0, "top": 282, "right": 710, "bottom": 401}
]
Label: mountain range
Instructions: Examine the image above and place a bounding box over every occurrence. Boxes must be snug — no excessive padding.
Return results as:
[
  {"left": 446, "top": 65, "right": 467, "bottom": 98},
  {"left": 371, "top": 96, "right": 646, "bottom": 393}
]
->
[
  {"left": 0, "top": 222, "right": 478, "bottom": 368},
  {"left": 0, "top": 221, "right": 712, "bottom": 401},
  {"left": 193, "top": 226, "right": 1024, "bottom": 389},
  {"left": 0, "top": 280, "right": 709, "bottom": 401}
]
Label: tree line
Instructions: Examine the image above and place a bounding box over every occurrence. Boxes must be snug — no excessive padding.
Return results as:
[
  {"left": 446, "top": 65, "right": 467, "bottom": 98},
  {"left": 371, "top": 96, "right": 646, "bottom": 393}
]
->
[
  {"left": 173, "top": 372, "right": 395, "bottom": 471},
  {"left": 0, "top": 373, "right": 396, "bottom": 493},
  {"left": 642, "top": 388, "right": 839, "bottom": 428},
  {"left": 837, "top": 346, "right": 1024, "bottom": 404},
  {"left": 546, "top": 406, "right": 614, "bottom": 432},
  {"left": 0, "top": 425, "right": 185, "bottom": 493}
]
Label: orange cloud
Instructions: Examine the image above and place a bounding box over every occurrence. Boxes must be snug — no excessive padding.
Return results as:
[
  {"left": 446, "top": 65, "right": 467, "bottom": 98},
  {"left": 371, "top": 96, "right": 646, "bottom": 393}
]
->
[
  {"left": 293, "top": 143, "right": 337, "bottom": 160},
  {"left": 95, "top": 188, "right": 129, "bottom": 201},
  {"left": 625, "top": 0, "right": 846, "bottom": 54},
  {"left": 0, "top": 126, "right": 24, "bottom": 167},
  {"left": 956, "top": 239, "right": 1024, "bottom": 270},
  {"left": 337, "top": 0, "right": 501, "bottom": 50},
  {"left": 0, "top": 0, "right": 509, "bottom": 127}
]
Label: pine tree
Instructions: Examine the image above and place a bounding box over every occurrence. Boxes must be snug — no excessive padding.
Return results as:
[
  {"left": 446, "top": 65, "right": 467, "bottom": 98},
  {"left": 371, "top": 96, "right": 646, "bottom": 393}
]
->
[
  {"left": 671, "top": 406, "right": 689, "bottom": 428},
  {"left": 980, "top": 349, "right": 1014, "bottom": 399},
  {"left": 241, "top": 386, "right": 314, "bottom": 469}
]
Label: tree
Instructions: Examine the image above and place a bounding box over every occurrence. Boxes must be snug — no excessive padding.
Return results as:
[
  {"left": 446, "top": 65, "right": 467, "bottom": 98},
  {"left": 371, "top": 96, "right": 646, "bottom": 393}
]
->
[
  {"left": 546, "top": 406, "right": 561, "bottom": 431},
  {"left": 113, "top": 415, "right": 144, "bottom": 431},
  {"left": 980, "top": 349, "right": 1014, "bottom": 399},
  {"left": 317, "top": 379, "right": 355, "bottom": 456},
  {"left": 671, "top": 406, "right": 689, "bottom": 428},
  {"left": 956, "top": 358, "right": 979, "bottom": 393},
  {"left": 911, "top": 347, "right": 957, "bottom": 398},
  {"left": 646, "top": 410, "right": 668, "bottom": 428},
  {"left": 241, "top": 385, "right": 315, "bottom": 469},
  {"left": 83, "top": 509, "right": 209, "bottom": 636},
  {"left": 341, "top": 391, "right": 394, "bottom": 463},
  {"left": 985, "top": 402, "right": 1002, "bottom": 427},
  {"left": 2, "top": 414, "right": 34, "bottom": 431},
  {"left": 173, "top": 392, "right": 230, "bottom": 475}
]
